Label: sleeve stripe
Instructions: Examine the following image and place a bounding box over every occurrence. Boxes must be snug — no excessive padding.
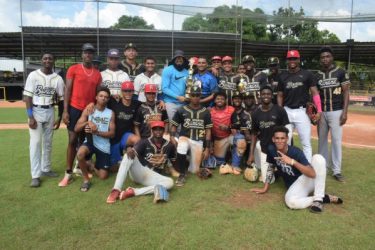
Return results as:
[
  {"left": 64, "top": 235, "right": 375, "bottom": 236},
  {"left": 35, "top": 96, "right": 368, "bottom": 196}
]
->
[{"left": 170, "top": 120, "right": 179, "bottom": 126}]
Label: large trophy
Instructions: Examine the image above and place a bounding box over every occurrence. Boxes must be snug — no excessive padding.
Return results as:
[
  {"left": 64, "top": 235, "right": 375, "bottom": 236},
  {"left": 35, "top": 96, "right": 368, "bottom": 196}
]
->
[
  {"left": 185, "top": 58, "right": 195, "bottom": 99},
  {"left": 238, "top": 74, "right": 246, "bottom": 93}
]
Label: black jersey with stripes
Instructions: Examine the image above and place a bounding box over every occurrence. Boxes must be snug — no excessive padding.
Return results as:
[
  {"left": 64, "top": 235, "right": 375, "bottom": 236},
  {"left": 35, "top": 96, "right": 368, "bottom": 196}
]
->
[
  {"left": 236, "top": 108, "right": 252, "bottom": 132},
  {"left": 315, "top": 66, "right": 350, "bottom": 112},
  {"left": 118, "top": 60, "right": 145, "bottom": 81},
  {"left": 217, "top": 72, "right": 237, "bottom": 105},
  {"left": 134, "top": 102, "right": 169, "bottom": 138},
  {"left": 171, "top": 105, "right": 213, "bottom": 141},
  {"left": 277, "top": 69, "right": 317, "bottom": 108},
  {"left": 232, "top": 71, "right": 268, "bottom": 104}
]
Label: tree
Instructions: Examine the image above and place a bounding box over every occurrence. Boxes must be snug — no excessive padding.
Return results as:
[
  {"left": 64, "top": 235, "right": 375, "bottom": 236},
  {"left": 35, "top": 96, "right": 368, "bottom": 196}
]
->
[{"left": 111, "top": 15, "right": 154, "bottom": 30}]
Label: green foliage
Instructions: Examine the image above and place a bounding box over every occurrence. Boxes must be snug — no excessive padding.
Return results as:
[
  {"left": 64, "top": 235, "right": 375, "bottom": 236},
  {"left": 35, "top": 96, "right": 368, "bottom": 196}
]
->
[{"left": 111, "top": 15, "right": 154, "bottom": 30}]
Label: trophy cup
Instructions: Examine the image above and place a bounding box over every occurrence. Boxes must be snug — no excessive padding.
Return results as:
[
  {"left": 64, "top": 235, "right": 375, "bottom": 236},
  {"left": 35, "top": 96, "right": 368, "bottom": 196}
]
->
[
  {"left": 185, "top": 58, "right": 195, "bottom": 99},
  {"left": 238, "top": 74, "right": 246, "bottom": 93}
]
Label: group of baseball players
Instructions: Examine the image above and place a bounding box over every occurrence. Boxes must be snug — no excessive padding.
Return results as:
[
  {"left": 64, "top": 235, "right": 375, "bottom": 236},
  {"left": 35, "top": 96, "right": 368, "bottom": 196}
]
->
[{"left": 23, "top": 41, "right": 347, "bottom": 213}]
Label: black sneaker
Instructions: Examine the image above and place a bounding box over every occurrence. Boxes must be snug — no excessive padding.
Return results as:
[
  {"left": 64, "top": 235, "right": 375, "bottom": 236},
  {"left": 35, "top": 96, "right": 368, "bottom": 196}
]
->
[
  {"left": 325, "top": 194, "right": 343, "bottom": 204},
  {"left": 333, "top": 173, "right": 345, "bottom": 182},
  {"left": 30, "top": 178, "right": 41, "bottom": 188},
  {"left": 41, "top": 170, "right": 59, "bottom": 177},
  {"left": 310, "top": 201, "right": 323, "bottom": 213},
  {"left": 175, "top": 175, "right": 186, "bottom": 187}
]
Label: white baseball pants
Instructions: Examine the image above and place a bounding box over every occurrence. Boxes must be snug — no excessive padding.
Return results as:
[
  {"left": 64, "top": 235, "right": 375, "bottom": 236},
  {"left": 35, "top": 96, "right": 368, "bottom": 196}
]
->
[{"left": 176, "top": 136, "right": 204, "bottom": 174}]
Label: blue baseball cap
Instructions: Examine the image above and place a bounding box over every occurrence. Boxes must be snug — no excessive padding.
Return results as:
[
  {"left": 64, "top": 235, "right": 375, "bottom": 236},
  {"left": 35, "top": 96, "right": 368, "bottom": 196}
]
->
[{"left": 107, "top": 48, "right": 120, "bottom": 58}]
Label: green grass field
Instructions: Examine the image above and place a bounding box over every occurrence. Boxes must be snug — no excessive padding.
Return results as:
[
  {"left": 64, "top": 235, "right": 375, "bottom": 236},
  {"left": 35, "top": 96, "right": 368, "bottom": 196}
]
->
[{"left": 0, "top": 129, "right": 374, "bottom": 249}]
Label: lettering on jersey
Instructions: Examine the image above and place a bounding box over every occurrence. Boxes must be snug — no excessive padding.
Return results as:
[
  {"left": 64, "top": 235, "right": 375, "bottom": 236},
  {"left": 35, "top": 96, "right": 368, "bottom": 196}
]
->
[
  {"left": 145, "top": 153, "right": 167, "bottom": 165},
  {"left": 259, "top": 120, "right": 276, "bottom": 129},
  {"left": 102, "top": 80, "right": 122, "bottom": 93},
  {"left": 118, "top": 112, "right": 134, "bottom": 121},
  {"left": 276, "top": 159, "right": 295, "bottom": 176},
  {"left": 92, "top": 116, "right": 109, "bottom": 125},
  {"left": 245, "top": 120, "right": 252, "bottom": 129},
  {"left": 286, "top": 81, "right": 304, "bottom": 89},
  {"left": 34, "top": 85, "right": 56, "bottom": 97},
  {"left": 183, "top": 118, "right": 205, "bottom": 129},
  {"left": 145, "top": 113, "right": 162, "bottom": 123},
  {"left": 244, "top": 82, "right": 260, "bottom": 92},
  {"left": 218, "top": 80, "right": 237, "bottom": 90},
  {"left": 318, "top": 78, "right": 340, "bottom": 89}
]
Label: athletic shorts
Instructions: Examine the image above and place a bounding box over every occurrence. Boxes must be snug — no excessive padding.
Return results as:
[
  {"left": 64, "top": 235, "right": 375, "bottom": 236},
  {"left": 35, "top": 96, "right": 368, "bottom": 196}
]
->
[
  {"left": 82, "top": 143, "right": 111, "bottom": 170},
  {"left": 67, "top": 105, "right": 83, "bottom": 132},
  {"left": 110, "top": 132, "right": 133, "bottom": 166}
]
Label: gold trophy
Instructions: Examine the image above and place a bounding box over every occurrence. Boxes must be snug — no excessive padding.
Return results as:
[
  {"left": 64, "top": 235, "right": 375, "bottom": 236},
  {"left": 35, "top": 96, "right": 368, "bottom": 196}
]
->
[
  {"left": 238, "top": 74, "right": 246, "bottom": 93},
  {"left": 185, "top": 58, "right": 195, "bottom": 99}
]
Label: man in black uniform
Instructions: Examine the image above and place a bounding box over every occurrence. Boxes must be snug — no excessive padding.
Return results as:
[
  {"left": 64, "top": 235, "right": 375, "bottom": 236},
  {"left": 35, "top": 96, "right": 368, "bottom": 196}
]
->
[
  {"left": 217, "top": 56, "right": 237, "bottom": 105},
  {"left": 119, "top": 43, "right": 145, "bottom": 81},
  {"left": 277, "top": 50, "right": 322, "bottom": 163},
  {"left": 134, "top": 84, "right": 169, "bottom": 139},
  {"left": 106, "top": 121, "right": 176, "bottom": 204},
  {"left": 232, "top": 91, "right": 252, "bottom": 143},
  {"left": 170, "top": 86, "right": 213, "bottom": 186},
  {"left": 263, "top": 57, "right": 281, "bottom": 104},
  {"left": 315, "top": 46, "right": 350, "bottom": 182},
  {"left": 248, "top": 85, "right": 290, "bottom": 182}
]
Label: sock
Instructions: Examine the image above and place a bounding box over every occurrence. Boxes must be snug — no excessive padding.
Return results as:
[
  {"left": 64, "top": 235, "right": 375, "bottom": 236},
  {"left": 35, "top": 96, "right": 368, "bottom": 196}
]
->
[
  {"left": 66, "top": 169, "right": 72, "bottom": 174},
  {"left": 323, "top": 194, "right": 330, "bottom": 203},
  {"left": 176, "top": 153, "right": 187, "bottom": 175}
]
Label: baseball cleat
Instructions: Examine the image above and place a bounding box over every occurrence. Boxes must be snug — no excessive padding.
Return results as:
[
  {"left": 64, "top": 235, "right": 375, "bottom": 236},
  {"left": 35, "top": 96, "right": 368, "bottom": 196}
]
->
[
  {"left": 58, "top": 173, "right": 73, "bottom": 187},
  {"left": 175, "top": 174, "right": 186, "bottom": 187},
  {"left": 106, "top": 189, "right": 121, "bottom": 204},
  {"left": 310, "top": 201, "right": 323, "bottom": 213},
  {"left": 30, "top": 178, "right": 41, "bottom": 188},
  {"left": 333, "top": 173, "right": 345, "bottom": 182},
  {"left": 325, "top": 194, "right": 343, "bottom": 204},
  {"left": 119, "top": 187, "right": 135, "bottom": 200}
]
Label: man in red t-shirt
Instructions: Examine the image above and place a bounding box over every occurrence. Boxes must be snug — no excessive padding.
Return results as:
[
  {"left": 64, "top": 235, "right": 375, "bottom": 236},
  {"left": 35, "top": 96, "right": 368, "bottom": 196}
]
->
[
  {"left": 211, "top": 92, "right": 246, "bottom": 175},
  {"left": 59, "top": 43, "right": 102, "bottom": 187}
]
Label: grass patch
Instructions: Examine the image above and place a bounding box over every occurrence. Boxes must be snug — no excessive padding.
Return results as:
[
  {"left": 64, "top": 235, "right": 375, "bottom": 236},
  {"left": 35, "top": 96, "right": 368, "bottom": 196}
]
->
[
  {"left": 0, "top": 129, "right": 374, "bottom": 249},
  {"left": 349, "top": 105, "right": 375, "bottom": 115},
  {"left": 0, "top": 108, "right": 27, "bottom": 124}
]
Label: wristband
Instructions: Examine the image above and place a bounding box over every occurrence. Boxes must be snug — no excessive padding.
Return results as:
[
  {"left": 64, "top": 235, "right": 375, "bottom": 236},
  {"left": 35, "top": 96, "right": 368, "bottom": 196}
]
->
[
  {"left": 312, "top": 94, "right": 322, "bottom": 113},
  {"left": 27, "top": 108, "right": 33, "bottom": 117}
]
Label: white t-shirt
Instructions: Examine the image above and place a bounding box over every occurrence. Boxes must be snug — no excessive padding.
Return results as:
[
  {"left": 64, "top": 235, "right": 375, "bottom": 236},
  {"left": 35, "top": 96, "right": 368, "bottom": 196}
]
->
[
  {"left": 133, "top": 72, "right": 162, "bottom": 102},
  {"left": 101, "top": 69, "right": 130, "bottom": 96},
  {"left": 23, "top": 69, "right": 64, "bottom": 105}
]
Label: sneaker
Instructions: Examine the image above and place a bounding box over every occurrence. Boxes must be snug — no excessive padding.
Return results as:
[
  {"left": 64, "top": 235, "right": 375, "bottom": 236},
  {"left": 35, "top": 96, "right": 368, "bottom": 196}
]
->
[
  {"left": 175, "top": 174, "right": 186, "bottom": 187},
  {"left": 119, "top": 187, "right": 135, "bottom": 200},
  {"left": 325, "top": 194, "right": 343, "bottom": 204},
  {"left": 232, "top": 167, "right": 242, "bottom": 175},
  {"left": 310, "top": 201, "right": 323, "bottom": 213},
  {"left": 219, "top": 164, "right": 233, "bottom": 175},
  {"left": 41, "top": 170, "right": 59, "bottom": 178},
  {"left": 30, "top": 178, "right": 41, "bottom": 188},
  {"left": 168, "top": 166, "right": 180, "bottom": 178},
  {"left": 58, "top": 173, "right": 73, "bottom": 187},
  {"left": 333, "top": 173, "right": 345, "bottom": 182},
  {"left": 106, "top": 189, "right": 121, "bottom": 204}
]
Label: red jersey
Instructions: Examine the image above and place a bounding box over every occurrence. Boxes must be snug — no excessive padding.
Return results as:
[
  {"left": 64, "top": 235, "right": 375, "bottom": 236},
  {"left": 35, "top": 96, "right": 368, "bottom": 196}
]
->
[
  {"left": 210, "top": 105, "right": 238, "bottom": 139},
  {"left": 66, "top": 64, "right": 102, "bottom": 110}
]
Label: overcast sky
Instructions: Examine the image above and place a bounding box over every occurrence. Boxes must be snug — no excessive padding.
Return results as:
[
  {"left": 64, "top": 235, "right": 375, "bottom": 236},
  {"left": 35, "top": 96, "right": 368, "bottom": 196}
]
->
[{"left": 0, "top": 0, "right": 374, "bottom": 42}]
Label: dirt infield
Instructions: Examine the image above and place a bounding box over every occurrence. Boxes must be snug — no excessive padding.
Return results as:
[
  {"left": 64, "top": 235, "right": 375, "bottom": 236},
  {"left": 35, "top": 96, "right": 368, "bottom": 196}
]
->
[{"left": 1, "top": 101, "right": 374, "bottom": 149}]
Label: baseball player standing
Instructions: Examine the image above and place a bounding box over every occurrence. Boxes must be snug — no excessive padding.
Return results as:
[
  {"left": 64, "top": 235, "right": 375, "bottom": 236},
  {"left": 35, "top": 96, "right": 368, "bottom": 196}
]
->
[
  {"left": 59, "top": 43, "right": 102, "bottom": 187},
  {"left": 193, "top": 57, "right": 218, "bottom": 107},
  {"left": 118, "top": 43, "right": 145, "bottom": 82},
  {"left": 277, "top": 50, "right": 322, "bottom": 162},
  {"left": 251, "top": 126, "right": 343, "bottom": 213},
  {"left": 23, "top": 52, "right": 64, "bottom": 187},
  {"left": 263, "top": 57, "right": 281, "bottom": 104},
  {"left": 170, "top": 86, "right": 213, "bottom": 186},
  {"left": 217, "top": 56, "right": 237, "bottom": 105},
  {"left": 316, "top": 47, "right": 350, "bottom": 182},
  {"left": 106, "top": 121, "right": 175, "bottom": 204}
]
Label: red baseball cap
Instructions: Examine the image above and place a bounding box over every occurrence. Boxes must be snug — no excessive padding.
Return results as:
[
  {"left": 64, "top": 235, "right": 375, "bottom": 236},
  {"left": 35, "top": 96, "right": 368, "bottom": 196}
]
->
[
  {"left": 189, "top": 56, "right": 199, "bottom": 65},
  {"left": 211, "top": 56, "right": 222, "bottom": 61},
  {"left": 121, "top": 81, "right": 134, "bottom": 91},
  {"left": 286, "top": 50, "right": 301, "bottom": 59},
  {"left": 145, "top": 84, "right": 158, "bottom": 93},
  {"left": 222, "top": 56, "right": 233, "bottom": 62},
  {"left": 150, "top": 121, "right": 165, "bottom": 129}
]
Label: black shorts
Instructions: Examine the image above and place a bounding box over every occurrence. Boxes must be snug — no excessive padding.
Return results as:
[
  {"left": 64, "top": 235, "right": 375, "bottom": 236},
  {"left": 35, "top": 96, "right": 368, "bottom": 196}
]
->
[
  {"left": 82, "top": 143, "right": 111, "bottom": 170},
  {"left": 67, "top": 105, "right": 83, "bottom": 132}
]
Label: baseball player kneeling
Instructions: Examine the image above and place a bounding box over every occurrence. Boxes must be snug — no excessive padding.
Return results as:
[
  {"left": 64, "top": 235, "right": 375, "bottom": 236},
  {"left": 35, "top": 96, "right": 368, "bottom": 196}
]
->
[
  {"left": 106, "top": 121, "right": 175, "bottom": 204},
  {"left": 251, "top": 126, "right": 343, "bottom": 213}
]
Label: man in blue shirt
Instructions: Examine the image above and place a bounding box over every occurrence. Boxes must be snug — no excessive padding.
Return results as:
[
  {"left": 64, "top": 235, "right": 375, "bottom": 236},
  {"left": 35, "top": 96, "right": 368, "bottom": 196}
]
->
[
  {"left": 194, "top": 57, "right": 218, "bottom": 107},
  {"left": 161, "top": 50, "right": 189, "bottom": 123},
  {"left": 251, "top": 126, "right": 343, "bottom": 213}
]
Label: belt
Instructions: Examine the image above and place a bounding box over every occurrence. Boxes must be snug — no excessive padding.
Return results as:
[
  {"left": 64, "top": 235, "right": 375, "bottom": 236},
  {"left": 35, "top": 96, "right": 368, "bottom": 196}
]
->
[
  {"left": 33, "top": 104, "right": 52, "bottom": 109},
  {"left": 288, "top": 105, "right": 306, "bottom": 109}
]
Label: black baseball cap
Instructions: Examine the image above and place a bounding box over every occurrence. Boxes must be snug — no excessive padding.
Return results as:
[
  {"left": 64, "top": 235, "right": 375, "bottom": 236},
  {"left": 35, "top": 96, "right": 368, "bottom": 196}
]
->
[
  {"left": 320, "top": 46, "right": 334, "bottom": 55},
  {"left": 125, "top": 43, "right": 137, "bottom": 51},
  {"left": 190, "top": 86, "right": 202, "bottom": 95},
  {"left": 107, "top": 49, "right": 120, "bottom": 58},
  {"left": 242, "top": 55, "right": 256, "bottom": 64},
  {"left": 82, "top": 43, "right": 96, "bottom": 52}
]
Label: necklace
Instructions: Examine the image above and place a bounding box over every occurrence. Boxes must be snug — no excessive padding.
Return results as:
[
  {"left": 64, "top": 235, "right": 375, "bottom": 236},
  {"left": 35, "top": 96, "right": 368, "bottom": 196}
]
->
[{"left": 81, "top": 64, "right": 93, "bottom": 77}]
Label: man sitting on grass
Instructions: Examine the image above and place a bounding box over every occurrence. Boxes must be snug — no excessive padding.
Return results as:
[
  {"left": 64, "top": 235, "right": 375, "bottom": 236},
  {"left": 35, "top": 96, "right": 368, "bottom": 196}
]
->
[
  {"left": 74, "top": 86, "right": 115, "bottom": 192},
  {"left": 251, "top": 126, "right": 343, "bottom": 213}
]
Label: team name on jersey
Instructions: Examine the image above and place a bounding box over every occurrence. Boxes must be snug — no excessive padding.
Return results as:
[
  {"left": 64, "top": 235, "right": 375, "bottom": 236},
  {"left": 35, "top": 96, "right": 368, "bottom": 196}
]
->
[
  {"left": 145, "top": 153, "right": 167, "bottom": 164},
  {"left": 102, "top": 80, "right": 122, "bottom": 90},
  {"left": 34, "top": 85, "right": 56, "bottom": 97},
  {"left": 218, "top": 80, "right": 237, "bottom": 90},
  {"left": 118, "top": 112, "right": 134, "bottom": 120},
  {"left": 286, "top": 81, "right": 303, "bottom": 89},
  {"left": 276, "top": 159, "right": 295, "bottom": 176},
  {"left": 183, "top": 118, "right": 205, "bottom": 129},
  {"left": 145, "top": 113, "right": 162, "bottom": 123},
  {"left": 244, "top": 82, "right": 260, "bottom": 92},
  {"left": 318, "top": 78, "right": 340, "bottom": 89},
  {"left": 92, "top": 116, "right": 109, "bottom": 125},
  {"left": 259, "top": 120, "right": 275, "bottom": 129}
]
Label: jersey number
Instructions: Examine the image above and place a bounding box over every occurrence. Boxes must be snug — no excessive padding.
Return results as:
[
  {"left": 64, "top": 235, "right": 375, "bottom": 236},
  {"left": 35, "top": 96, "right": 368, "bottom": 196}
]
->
[
  {"left": 198, "top": 130, "right": 205, "bottom": 138},
  {"left": 333, "top": 87, "right": 341, "bottom": 95}
]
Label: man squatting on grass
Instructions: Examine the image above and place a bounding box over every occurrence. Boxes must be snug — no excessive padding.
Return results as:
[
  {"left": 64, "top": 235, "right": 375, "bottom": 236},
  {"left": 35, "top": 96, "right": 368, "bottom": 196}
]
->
[{"left": 251, "top": 126, "right": 343, "bottom": 213}]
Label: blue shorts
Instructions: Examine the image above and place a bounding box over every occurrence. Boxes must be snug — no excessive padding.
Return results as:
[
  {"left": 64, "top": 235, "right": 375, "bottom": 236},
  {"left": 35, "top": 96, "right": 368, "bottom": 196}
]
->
[
  {"left": 110, "top": 132, "right": 133, "bottom": 166},
  {"left": 82, "top": 143, "right": 111, "bottom": 170},
  {"left": 67, "top": 105, "right": 83, "bottom": 132}
]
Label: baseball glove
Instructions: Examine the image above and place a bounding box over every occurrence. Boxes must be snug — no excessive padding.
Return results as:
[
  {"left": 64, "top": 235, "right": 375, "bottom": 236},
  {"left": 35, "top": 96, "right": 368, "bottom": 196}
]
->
[
  {"left": 148, "top": 153, "right": 166, "bottom": 168},
  {"left": 244, "top": 163, "right": 259, "bottom": 182},
  {"left": 197, "top": 168, "right": 212, "bottom": 180},
  {"left": 306, "top": 102, "right": 318, "bottom": 125}
]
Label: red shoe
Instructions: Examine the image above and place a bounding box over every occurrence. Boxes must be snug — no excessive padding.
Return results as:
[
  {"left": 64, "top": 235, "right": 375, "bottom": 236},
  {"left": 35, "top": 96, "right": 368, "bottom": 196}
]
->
[
  {"left": 106, "top": 189, "right": 120, "bottom": 204},
  {"left": 58, "top": 173, "right": 73, "bottom": 187},
  {"left": 119, "top": 187, "right": 135, "bottom": 201}
]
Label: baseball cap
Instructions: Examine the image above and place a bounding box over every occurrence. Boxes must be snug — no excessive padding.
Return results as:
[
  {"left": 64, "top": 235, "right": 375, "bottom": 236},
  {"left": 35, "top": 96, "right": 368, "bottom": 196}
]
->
[
  {"left": 286, "top": 50, "right": 300, "bottom": 59},
  {"left": 125, "top": 43, "right": 137, "bottom": 51},
  {"left": 222, "top": 56, "right": 233, "bottom": 62},
  {"left": 144, "top": 84, "right": 158, "bottom": 93},
  {"left": 190, "top": 86, "right": 202, "bottom": 95},
  {"left": 211, "top": 56, "right": 222, "bottom": 61},
  {"left": 320, "top": 46, "right": 334, "bottom": 55},
  {"left": 267, "top": 57, "right": 280, "bottom": 65},
  {"left": 121, "top": 81, "right": 134, "bottom": 91},
  {"left": 189, "top": 57, "right": 199, "bottom": 65},
  {"left": 242, "top": 55, "right": 255, "bottom": 63},
  {"left": 150, "top": 121, "right": 165, "bottom": 129},
  {"left": 243, "top": 92, "right": 255, "bottom": 98},
  {"left": 107, "top": 49, "right": 120, "bottom": 58},
  {"left": 82, "top": 43, "right": 95, "bottom": 52}
]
